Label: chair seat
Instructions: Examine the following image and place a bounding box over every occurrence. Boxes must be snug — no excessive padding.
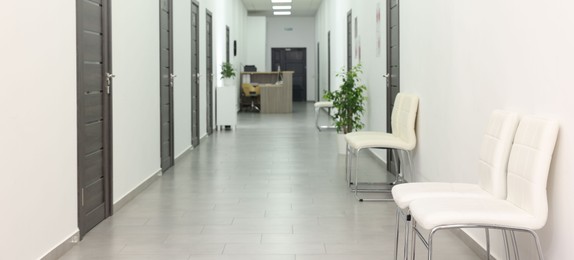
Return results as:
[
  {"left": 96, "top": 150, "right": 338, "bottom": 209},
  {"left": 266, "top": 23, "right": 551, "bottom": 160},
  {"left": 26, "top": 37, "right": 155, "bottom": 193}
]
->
[
  {"left": 314, "top": 101, "right": 333, "bottom": 108},
  {"left": 409, "top": 197, "right": 543, "bottom": 230},
  {"left": 391, "top": 183, "right": 493, "bottom": 209},
  {"left": 345, "top": 132, "right": 413, "bottom": 150}
]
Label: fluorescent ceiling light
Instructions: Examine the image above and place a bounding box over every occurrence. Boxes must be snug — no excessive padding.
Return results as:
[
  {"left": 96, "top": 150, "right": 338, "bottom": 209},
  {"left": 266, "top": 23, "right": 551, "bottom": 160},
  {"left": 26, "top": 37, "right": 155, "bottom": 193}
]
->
[
  {"left": 271, "top": 0, "right": 292, "bottom": 3},
  {"left": 273, "top": 5, "right": 292, "bottom": 10},
  {"left": 274, "top": 11, "right": 291, "bottom": 15}
]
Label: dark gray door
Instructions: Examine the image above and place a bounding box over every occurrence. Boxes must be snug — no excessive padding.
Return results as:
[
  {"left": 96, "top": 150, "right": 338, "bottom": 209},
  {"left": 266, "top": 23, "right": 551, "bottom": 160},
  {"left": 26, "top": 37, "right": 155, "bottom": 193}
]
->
[
  {"left": 347, "top": 10, "right": 352, "bottom": 70},
  {"left": 387, "top": 0, "right": 400, "bottom": 173},
  {"left": 191, "top": 1, "right": 200, "bottom": 147},
  {"left": 76, "top": 0, "right": 113, "bottom": 238},
  {"left": 272, "top": 48, "right": 307, "bottom": 101},
  {"left": 160, "top": 0, "right": 175, "bottom": 171},
  {"left": 206, "top": 10, "right": 214, "bottom": 135}
]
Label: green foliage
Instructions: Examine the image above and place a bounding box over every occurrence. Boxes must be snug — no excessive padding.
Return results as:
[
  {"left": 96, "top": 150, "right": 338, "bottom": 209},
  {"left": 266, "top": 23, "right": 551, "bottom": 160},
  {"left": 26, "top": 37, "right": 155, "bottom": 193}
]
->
[
  {"left": 220, "top": 62, "right": 236, "bottom": 79},
  {"left": 323, "top": 64, "right": 367, "bottom": 134}
]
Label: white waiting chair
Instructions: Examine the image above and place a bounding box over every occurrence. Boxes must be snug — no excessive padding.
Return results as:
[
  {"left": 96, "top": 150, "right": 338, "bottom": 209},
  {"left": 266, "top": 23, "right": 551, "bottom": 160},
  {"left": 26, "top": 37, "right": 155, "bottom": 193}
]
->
[
  {"left": 390, "top": 110, "right": 519, "bottom": 260},
  {"left": 408, "top": 115, "right": 559, "bottom": 260},
  {"left": 314, "top": 101, "right": 335, "bottom": 131},
  {"left": 345, "top": 93, "right": 419, "bottom": 201}
]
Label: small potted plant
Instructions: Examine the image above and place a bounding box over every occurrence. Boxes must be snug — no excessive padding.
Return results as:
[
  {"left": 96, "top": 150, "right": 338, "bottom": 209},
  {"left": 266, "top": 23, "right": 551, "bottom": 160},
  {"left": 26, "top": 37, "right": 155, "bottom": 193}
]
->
[
  {"left": 220, "top": 62, "right": 236, "bottom": 86},
  {"left": 324, "top": 64, "right": 367, "bottom": 153}
]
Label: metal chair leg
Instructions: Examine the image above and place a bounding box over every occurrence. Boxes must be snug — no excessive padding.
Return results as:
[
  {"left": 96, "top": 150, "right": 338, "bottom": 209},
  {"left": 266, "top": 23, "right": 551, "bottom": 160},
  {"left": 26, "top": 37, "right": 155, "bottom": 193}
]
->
[
  {"left": 511, "top": 231, "right": 519, "bottom": 260},
  {"left": 503, "top": 230, "right": 511, "bottom": 260},
  {"left": 527, "top": 229, "right": 545, "bottom": 260},
  {"left": 394, "top": 208, "right": 401, "bottom": 260},
  {"left": 485, "top": 228, "right": 491, "bottom": 260},
  {"left": 403, "top": 212, "right": 411, "bottom": 260},
  {"left": 352, "top": 147, "right": 400, "bottom": 202}
]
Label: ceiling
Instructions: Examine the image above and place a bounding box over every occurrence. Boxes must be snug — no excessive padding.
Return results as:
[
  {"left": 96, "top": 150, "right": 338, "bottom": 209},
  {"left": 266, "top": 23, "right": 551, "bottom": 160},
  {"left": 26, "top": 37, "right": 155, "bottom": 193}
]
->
[{"left": 241, "top": 0, "right": 323, "bottom": 17}]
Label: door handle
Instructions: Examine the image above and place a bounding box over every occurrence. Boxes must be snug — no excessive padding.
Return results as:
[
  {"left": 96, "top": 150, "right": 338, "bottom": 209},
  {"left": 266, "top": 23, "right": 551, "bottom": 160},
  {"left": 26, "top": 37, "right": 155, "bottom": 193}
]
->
[
  {"left": 383, "top": 73, "right": 390, "bottom": 78},
  {"left": 106, "top": 73, "right": 116, "bottom": 94},
  {"left": 169, "top": 74, "right": 177, "bottom": 87}
]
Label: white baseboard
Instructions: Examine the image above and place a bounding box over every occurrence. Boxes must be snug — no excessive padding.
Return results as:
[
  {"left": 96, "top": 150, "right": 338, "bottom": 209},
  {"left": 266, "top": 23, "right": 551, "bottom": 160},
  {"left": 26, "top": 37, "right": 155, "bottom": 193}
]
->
[
  {"left": 113, "top": 169, "right": 162, "bottom": 213},
  {"left": 175, "top": 145, "right": 193, "bottom": 163},
  {"left": 452, "top": 229, "right": 497, "bottom": 259},
  {"left": 40, "top": 231, "right": 79, "bottom": 260},
  {"left": 366, "top": 148, "right": 389, "bottom": 168}
]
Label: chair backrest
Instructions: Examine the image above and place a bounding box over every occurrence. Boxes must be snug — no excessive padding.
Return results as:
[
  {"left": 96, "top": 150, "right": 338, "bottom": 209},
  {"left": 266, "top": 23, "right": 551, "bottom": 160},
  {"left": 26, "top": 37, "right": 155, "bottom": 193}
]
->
[
  {"left": 477, "top": 110, "right": 519, "bottom": 198},
  {"left": 390, "top": 93, "right": 419, "bottom": 150},
  {"left": 506, "top": 116, "right": 559, "bottom": 229},
  {"left": 242, "top": 83, "right": 258, "bottom": 96}
]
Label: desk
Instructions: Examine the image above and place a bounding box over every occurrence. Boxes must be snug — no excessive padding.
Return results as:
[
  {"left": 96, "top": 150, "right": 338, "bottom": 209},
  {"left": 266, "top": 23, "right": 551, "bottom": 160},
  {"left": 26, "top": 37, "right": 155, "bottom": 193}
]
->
[{"left": 240, "top": 72, "right": 293, "bottom": 113}]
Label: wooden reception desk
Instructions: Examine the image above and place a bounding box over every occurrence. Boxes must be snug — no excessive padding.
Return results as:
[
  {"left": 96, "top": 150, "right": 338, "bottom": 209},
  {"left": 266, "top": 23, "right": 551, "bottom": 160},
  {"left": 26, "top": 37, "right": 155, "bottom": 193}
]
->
[{"left": 240, "top": 71, "right": 293, "bottom": 113}]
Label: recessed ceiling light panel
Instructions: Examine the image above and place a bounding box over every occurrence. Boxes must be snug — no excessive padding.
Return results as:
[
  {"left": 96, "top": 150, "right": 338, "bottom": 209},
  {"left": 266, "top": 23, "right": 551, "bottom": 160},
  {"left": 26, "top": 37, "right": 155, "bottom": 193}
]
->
[
  {"left": 272, "top": 5, "right": 292, "bottom": 10},
  {"left": 271, "top": 0, "right": 292, "bottom": 3},
  {"left": 273, "top": 11, "right": 292, "bottom": 15}
]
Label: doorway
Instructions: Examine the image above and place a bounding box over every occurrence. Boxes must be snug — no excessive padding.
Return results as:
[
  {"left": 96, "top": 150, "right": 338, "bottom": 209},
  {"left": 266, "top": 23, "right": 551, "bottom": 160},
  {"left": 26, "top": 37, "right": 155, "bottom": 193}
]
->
[
  {"left": 386, "top": 0, "right": 401, "bottom": 173},
  {"left": 191, "top": 1, "right": 200, "bottom": 147},
  {"left": 160, "top": 0, "right": 175, "bottom": 171},
  {"left": 327, "top": 31, "right": 331, "bottom": 92},
  {"left": 316, "top": 42, "right": 320, "bottom": 101},
  {"left": 76, "top": 0, "right": 113, "bottom": 238},
  {"left": 271, "top": 48, "right": 307, "bottom": 101},
  {"left": 206, "top": 10, "right": 214, "bottom": 136},
  {"left": 347, "top": 10, "right": 352, "bottom": 70}
]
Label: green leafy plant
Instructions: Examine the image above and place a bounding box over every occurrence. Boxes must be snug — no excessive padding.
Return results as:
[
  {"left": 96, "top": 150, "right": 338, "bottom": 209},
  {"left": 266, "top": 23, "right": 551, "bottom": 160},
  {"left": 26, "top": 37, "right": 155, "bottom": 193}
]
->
[
  {"left": 323, "top": 64, "right": 367, "bottom": 134},
  {"left": 220, "top": 62, "right": 236, "bottom": 79}
]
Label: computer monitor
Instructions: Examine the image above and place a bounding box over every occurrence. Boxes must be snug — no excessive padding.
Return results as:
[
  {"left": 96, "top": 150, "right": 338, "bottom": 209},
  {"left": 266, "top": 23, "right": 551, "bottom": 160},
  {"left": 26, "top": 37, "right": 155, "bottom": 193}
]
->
[{"left": 244, "top": 65, "right": 257, "bottom": 72}]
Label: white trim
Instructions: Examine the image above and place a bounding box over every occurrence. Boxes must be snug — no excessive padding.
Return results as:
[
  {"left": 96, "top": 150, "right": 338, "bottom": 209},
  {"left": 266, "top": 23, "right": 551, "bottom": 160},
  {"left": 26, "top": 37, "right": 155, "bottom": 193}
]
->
[
  {"left": 113, "top": 169, "right": 162, "bottom": 213},
  {"left": 40, "top": 231, "right": 79, "bottom": 260}
]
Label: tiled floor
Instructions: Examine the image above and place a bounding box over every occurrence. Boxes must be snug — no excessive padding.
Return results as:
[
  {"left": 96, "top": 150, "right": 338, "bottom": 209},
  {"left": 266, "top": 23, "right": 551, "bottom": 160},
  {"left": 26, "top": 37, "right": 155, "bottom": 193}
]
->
[{"left": 60, "top": 103, "right": 481, "bottom": 260}]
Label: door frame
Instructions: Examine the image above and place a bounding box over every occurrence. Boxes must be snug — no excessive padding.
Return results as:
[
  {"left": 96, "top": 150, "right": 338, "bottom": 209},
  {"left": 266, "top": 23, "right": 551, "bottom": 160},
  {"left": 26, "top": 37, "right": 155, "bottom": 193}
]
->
[
  {"left": 191, "top": 0, "right": 200, "bottom": 147},
  {"left": 206, "top": 9, "right": 214, "bottom": 135},
  {"left": 75, "top": 0, "right": 113, "bottom": 238},
  {"left": 316, "top": 42, "right": 320, "bottom": 101},
  {"left": 386, "top": 0, "right": 400, "bottom": 173},
  {"left": 160, "top": 0, "right": 175, "bottom": 171},
  {"left": 347, "top": 10, "right": 352, "bottom": 71},
  {"left": 327, "top": 31, "right": 331, "bottom": 92}
]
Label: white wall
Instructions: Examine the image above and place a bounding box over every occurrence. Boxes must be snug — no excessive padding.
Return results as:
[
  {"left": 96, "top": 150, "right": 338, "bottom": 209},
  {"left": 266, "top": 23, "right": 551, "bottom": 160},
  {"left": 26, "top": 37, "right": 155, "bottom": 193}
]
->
[
  {"left": 267, "top": 17, "right": 317, "bottom": 101},
  {"left": 245, "top": 16, "right": 267, "bottom": 72},
  {"left": 315, "top": 0, "right": 352, "bottom": 97},
  {"left": 0, "top": 1, "right": 78, "bottom": 259},
  {"left": 401, "top": 1, "right": 574, "bottom": 258},
  {"left": 174, "top": 0, "right": 193, "bottom": 157},
  {"left": 112, "top": 0, "right": 162, "bottom": 202},
  {"left": 318, "top": 0, "right": 574, "bottom": 258}
]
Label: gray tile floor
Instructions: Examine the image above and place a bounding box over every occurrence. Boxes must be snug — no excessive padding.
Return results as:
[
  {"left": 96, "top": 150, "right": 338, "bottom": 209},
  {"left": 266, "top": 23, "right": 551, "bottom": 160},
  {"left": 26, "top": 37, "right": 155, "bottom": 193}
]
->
[{"left": 60, "top": 103, "right": 481, "bottom": 260}]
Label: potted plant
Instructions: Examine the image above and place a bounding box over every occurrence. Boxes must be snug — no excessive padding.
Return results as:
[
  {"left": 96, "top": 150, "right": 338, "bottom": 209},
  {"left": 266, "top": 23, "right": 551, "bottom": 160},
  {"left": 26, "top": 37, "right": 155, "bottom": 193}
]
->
[
  {"left": 220, "top": 62, "right": 236, "bottom": 86},
  {"left": 324, "top": 64, "right": 367, "bottom": 153}
]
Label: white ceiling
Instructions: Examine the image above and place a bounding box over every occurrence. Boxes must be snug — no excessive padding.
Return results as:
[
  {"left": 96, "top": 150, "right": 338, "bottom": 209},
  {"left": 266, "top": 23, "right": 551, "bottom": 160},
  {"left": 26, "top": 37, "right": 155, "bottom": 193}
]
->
[{"left": 241, "top": 0, "right": 323, "bottom": 17}]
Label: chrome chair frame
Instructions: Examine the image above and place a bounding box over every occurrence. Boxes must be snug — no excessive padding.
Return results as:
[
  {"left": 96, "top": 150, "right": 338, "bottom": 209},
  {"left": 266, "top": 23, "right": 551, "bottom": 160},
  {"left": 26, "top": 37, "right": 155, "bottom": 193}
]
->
[
  {"left": 345, "top": 93, "right": 418, "bottom": 202},
  {"left": 411, "top": 222, "right": 542, "bottom": 260},
  {"left": 314, "top": 101, "right": 336, "bottom": 131}
]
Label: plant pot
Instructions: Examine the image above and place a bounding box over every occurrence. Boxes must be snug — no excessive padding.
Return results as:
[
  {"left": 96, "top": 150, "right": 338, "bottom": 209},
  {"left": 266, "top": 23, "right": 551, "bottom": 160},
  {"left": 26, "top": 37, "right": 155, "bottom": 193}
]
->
[
  {"left": 337, "top": 133, "right": 347, "bottom": 155},
  {"left": 223, "top": 77, "right": 235, "bottom": 87}
]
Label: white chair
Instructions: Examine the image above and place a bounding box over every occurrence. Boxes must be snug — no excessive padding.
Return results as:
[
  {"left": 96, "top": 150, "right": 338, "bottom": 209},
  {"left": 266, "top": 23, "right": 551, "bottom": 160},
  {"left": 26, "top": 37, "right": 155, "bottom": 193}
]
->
[
  {"left": 314, "top": 101, "right": 335, "bottom": 131},
  {"left": 408, "top": 116, "right": 559, "bottom": 260},
  {"left": 345, "top": 93, "right": 419, "bottom": 201},
  {"left": 390, "top": 110, "right": 519, "bottom": 260}
]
